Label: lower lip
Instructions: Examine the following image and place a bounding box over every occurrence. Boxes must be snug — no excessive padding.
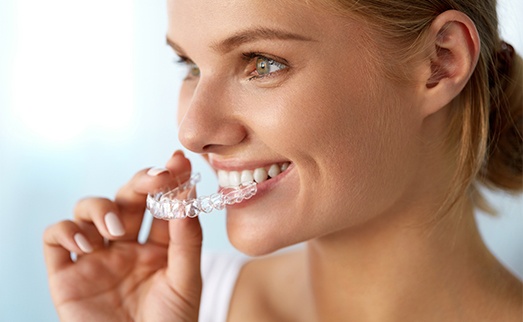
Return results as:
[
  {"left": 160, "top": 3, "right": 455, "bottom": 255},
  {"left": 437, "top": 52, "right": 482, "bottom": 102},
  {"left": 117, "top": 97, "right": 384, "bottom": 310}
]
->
[{"left": 222, "top": 164, "right": 295, "bottom": 209}]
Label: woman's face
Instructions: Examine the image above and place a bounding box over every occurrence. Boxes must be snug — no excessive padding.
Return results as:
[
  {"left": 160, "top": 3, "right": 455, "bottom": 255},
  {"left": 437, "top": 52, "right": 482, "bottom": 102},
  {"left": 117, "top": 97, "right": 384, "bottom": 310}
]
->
[{"left": 167, "top": 0, "right": 426, "bottom": 255}]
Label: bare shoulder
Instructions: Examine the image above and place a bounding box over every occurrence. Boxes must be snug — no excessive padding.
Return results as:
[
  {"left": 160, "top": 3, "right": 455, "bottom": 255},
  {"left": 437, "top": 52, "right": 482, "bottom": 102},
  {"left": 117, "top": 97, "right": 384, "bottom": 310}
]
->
[{"left": 227, "top": 247, "right": 311, "bottom": 322}]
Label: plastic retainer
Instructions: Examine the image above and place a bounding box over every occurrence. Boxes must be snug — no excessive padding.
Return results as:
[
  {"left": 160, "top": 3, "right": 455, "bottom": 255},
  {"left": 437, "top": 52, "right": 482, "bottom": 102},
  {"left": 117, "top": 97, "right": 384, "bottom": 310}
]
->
[{"left": 146, "top": 173, "right": 257, "bottom": 220}]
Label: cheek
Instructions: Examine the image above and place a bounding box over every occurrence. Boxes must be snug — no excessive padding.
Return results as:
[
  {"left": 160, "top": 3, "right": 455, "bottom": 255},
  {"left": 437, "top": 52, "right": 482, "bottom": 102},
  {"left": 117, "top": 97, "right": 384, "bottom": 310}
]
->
[
  {"left": 319, "top": 86, "right": 421, "bottom": 223},
  {"left": 227, "top": 70, "right": 421, "bottom": 253},
  {"left": 258, "top": 68, "right": 419, "bottom": 222},
  {"left": 244, "top": 65, "right": 380, "bottom": 161}
]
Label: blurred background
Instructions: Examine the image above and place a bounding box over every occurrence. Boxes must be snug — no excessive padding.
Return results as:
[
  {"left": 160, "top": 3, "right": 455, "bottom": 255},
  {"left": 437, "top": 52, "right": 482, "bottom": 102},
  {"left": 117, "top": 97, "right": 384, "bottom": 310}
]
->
[{"left": 0, "top": 0, "right": 521, "bottom": 321}]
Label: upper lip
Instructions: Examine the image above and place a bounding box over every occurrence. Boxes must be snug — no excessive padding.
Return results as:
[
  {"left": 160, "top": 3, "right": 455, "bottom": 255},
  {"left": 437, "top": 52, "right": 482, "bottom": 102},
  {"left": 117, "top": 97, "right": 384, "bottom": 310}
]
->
[{"left": 208, "top": 156, "right": 291, "bottom": 172}]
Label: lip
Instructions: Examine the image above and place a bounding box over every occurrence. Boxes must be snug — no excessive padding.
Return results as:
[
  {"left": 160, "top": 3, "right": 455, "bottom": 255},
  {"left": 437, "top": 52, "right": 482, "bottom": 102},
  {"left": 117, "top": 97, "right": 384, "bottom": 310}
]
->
[
  {"left": 209, "top": 156, "right": 291, "bottom": 172},
  {"left": 222, "top": 162, "right": 296, "bottom": 210}
]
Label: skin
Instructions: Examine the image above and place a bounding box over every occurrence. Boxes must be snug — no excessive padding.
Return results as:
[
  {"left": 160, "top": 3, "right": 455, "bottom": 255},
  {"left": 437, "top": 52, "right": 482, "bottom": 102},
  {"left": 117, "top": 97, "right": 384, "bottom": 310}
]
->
[
  {"left": 44, "top": 0, "right": 522, "bottom": 321},
  {"left": 172, "top": 0, "right": 426, "bottom": 256}
]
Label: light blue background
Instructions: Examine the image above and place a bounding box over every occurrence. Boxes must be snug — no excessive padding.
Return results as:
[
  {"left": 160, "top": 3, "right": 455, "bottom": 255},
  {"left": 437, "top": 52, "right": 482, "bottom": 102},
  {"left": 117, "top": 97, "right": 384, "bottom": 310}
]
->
[{"left": 0, "top": 1, "right": 521, "bottom": 321}]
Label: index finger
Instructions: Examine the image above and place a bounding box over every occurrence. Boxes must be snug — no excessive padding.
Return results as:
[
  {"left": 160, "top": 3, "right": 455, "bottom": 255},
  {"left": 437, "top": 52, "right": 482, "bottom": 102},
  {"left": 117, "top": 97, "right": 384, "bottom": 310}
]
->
[{"left": 113, "top": 150, "right": 192, "bottom": 240}]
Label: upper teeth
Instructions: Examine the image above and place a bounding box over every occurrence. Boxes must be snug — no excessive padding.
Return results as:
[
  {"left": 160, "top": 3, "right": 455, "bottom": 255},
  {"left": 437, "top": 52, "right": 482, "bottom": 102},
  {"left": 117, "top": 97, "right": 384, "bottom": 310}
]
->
[{"left": 218, "top": 162, "right": 290, "bottom": 188}]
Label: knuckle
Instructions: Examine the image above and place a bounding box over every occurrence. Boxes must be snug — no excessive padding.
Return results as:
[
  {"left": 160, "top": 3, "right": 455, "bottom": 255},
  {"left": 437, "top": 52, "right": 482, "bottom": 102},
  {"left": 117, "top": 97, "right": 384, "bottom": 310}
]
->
[
  {"left": 74, "top": 197, "right": 113, "bottom": 216},
  {"left": 43, "top": 220, "right": 75, "bottom": 241},
  {"left": 56, "top": 219, "right": 75, "bottom": 231}
]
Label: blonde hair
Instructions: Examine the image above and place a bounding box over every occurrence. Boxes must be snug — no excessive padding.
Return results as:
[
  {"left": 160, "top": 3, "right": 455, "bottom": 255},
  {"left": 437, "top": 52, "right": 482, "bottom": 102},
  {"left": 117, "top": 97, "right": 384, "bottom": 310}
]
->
[{"left": 314, "top": 0, "right": 523, "bottom": 214}]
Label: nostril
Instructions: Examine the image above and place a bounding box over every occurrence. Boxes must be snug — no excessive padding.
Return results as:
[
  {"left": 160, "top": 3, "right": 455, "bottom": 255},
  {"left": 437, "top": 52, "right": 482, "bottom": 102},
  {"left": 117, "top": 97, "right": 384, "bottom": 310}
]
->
[
  {"left": 202, "top": 144, "right": 221, "bottom": 153},
  {"left": 201, "top": 141, "right": 245, "bottom": 154},
  {"left": 185, "top": 127, "right": 248, "bottom": 153}
]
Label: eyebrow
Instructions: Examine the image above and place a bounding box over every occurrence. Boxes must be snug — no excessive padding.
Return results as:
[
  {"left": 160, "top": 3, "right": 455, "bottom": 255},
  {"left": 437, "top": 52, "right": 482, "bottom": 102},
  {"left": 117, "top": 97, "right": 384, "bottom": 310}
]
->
[
  {"left": 166, "top": 37, "right": 185, "bottom": 55},
  {"left": 166, "top": 27, "right": 315, "bottom": 55}
]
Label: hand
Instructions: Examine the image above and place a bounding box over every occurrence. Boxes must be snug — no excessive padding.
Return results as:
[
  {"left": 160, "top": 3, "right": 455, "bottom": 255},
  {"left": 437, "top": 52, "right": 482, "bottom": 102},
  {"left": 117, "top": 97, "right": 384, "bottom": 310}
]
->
[{"left": 43, "top": 151, "right": 203, "bottom": 322}]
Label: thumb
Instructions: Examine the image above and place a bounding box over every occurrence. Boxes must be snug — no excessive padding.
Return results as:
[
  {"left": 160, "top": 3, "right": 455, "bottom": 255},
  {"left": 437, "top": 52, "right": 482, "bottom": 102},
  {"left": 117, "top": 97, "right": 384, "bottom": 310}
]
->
[
  {"left": 167, "top": 187, "right": 203, "bottom": 304},
  {"left": 166, "top": 214, "right": 203, "bottom": 302},
  {"left": 164, "top": 154, "right": 203, "bottom": 303}
]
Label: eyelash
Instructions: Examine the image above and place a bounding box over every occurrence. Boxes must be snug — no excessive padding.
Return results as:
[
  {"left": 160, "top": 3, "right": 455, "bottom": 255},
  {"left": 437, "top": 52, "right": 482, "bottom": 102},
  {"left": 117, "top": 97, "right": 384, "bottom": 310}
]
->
[
  {"left": 174, "top": 56, "right": 199, "bottom": 78},
  {"left": 173, "top": 53, "right": 289, "bottom": 81},
  {"left": 177, "top": 56, "right": 192, "bottom": 64},
  {"left": 174, "top": 55, "right": 188, "bottom": 66}
]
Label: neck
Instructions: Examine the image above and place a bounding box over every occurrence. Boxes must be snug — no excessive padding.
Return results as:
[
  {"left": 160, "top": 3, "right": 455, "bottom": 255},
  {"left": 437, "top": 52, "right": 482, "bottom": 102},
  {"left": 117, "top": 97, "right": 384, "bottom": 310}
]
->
[{"left": 304, "top": 197, "right": 518, "bottom": 322}]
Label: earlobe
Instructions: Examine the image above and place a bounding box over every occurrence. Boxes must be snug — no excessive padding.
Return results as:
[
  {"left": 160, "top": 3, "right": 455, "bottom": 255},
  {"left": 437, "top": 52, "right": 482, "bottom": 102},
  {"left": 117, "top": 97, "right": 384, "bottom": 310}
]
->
[{"left": 421, "top": 10, "right": 480, "bottom": 117}]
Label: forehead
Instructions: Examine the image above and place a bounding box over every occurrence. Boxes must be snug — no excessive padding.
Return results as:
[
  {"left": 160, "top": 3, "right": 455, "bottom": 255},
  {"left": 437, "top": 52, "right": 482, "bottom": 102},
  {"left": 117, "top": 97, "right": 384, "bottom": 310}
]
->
[{"left": 166, "top": 0, "right": 359, "bottom": 53}]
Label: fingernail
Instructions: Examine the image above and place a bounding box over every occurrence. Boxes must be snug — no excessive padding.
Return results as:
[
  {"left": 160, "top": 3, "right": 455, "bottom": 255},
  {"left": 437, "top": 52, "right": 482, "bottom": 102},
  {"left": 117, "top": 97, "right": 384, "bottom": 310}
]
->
[
  {"left": 104, "top": 212, "right": 125, "bottom": 237},
  {"left": 173, "top": 150, "right": 185, "bottom": 157},
  {"left": 74, "top": 233, "right": 93, "bottom": 253},
  {"left": 147, "top": 167, "right": 169, "bottom": 176}
]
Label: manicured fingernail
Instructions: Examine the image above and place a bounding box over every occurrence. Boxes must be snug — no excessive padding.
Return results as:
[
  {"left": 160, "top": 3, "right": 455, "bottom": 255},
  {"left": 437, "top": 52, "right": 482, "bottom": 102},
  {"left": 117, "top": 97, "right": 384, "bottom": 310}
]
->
[
  {"left": 147, "top": 167, "right": 169, "bottom": 176},
  {"left": 104, "top": 212, "right": 125, "bottom": 237},
  {"left": 74, "top": 233, "right": 93, "bottom": 253}
]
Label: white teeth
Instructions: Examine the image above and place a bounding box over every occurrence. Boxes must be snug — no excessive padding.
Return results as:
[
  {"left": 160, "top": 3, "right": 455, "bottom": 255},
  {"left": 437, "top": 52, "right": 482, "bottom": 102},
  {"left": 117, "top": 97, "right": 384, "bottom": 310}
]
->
[
  {"left": 229, "top": 171, "right": 241, "bottom": 186},
  {"left": 217, "top": 162, "right": 290, "bottom": 187},
  {"left": 253, "top": 168, "right": 268, "bottom": 183},
  {"left": 241, "top": 170, "right": 254, "bottom": 184},
  {"left": 268, "top": 164, "right": 281, "bottom": 178},
  {"left": 218, "top": 170, "right": 229, "bottom": 187}
]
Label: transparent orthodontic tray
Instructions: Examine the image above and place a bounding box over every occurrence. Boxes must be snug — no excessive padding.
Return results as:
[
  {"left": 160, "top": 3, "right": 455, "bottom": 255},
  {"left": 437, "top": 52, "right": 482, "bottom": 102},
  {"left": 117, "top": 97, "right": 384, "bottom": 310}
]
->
[{"left": 146, "top": 173, "right": 257, "bottom": 220}]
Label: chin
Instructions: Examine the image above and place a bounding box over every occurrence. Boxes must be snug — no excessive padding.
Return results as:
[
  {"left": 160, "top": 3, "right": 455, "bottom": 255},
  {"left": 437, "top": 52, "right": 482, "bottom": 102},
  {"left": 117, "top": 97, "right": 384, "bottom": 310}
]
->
[
  {"left": 229, "top": 237, "right": 289, "bottom": 257},
  {"left": 226, "top": 216, "right": 300, "bottom": 257}
]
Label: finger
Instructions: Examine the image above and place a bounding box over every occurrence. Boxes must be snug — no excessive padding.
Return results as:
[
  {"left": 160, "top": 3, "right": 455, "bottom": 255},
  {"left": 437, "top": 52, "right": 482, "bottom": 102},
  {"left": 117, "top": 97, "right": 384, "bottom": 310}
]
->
[
  {"left": 165, "top": 150, "right": 192, "bottom": 180},
  {"left": 112, "top": 160, "right": 188, "bottom": 241},
  {"left": 74, "top": 197, "right": 125, "bottom": 242},
  {"left": 75, "top": 221, "right": 106, "bottom": 250},
  {"left": 146, "top": 217, "right": 170, "bottom": 246},
  {"left": 147, "top": 150, "right": 193, "bottom": 245},
  {"left": 165, "top": 216, "right": 203, "bottom": 301},
  {"left": 43, "top": 220, "right": 94, "bottom": 275}
]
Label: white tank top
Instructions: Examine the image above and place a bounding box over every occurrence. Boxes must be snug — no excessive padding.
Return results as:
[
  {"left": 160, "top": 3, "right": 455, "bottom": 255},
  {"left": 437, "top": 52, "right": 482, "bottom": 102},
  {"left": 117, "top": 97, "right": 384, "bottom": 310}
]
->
[{"left": 199, "top": 252, "right": 248, "bottom": 322}]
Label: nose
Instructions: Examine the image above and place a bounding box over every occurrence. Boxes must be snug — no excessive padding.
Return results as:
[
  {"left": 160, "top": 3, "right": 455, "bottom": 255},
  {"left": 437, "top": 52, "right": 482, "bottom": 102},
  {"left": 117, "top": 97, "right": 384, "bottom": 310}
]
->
[{"left": 177, "top": 78, "right": 248, "bottom": 154}]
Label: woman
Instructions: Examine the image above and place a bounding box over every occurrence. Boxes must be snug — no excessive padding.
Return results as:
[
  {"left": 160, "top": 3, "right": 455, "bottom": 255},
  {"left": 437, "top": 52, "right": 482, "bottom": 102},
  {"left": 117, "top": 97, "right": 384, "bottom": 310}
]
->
[{"left": 43, "top": 0, "right": 522, "bottom": 321}]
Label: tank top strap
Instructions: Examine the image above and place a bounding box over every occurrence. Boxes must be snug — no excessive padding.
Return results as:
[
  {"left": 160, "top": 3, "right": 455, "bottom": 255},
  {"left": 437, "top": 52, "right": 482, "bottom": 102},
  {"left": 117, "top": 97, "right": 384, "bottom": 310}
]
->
[{"left": 199, "top": 252, "right": 249, "bottom": 322}]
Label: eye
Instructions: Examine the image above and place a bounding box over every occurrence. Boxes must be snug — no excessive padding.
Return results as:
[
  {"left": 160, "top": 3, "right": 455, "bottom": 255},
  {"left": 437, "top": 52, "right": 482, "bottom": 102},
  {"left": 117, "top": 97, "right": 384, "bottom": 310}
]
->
[
  {"left": 187, "top": 63, "right": 201, "bottom": 78},
  {"left": 175, "top": 56, "right": 200, "bottom": 80},
  {"left": 256, "top": 57, "right": 282, "bottom": 75},
  {"left": 245, "top": 54, "right": 288, "bottom": 80}
]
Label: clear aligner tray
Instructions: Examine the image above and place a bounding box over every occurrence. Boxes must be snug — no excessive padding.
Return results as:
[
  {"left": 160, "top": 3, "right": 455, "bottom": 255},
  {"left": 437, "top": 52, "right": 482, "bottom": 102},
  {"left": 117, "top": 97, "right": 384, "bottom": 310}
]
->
[{"left": 146, "top": 173, "right": 257, "bottom": 220}]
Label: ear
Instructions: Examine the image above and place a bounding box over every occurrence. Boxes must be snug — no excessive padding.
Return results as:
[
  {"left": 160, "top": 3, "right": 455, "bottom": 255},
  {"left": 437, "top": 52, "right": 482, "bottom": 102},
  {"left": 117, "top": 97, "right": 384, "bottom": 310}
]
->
[{"left": 419, "top": 10, "right": 480, "bottom": 117}]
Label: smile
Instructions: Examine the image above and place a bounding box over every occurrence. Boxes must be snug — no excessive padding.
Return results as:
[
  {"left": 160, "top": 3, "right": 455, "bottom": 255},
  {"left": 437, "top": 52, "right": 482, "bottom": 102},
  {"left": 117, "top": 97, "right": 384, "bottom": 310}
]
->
[{"left": 217, "top": 162, "right": 291, "bottom": 188}]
